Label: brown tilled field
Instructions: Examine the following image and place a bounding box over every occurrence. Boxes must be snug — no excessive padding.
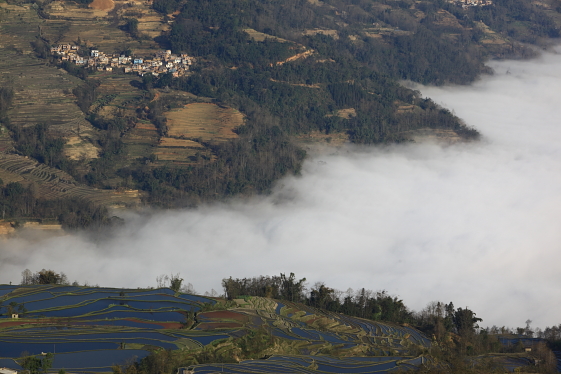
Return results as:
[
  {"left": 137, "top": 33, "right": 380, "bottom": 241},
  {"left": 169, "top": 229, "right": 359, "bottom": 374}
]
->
[
  {"left": 122, "top": 121, "right": 159, "bottom": 160},
  {"left": 0, "top": 153, "right": 142, "bottom": 207},
  {"left": 243, "top": 28, "right": 289, "bottom": 43},
  {"left": 89, "top": 0, "right": 115, "bottom": 11},
  {"left": 165, "top": 103, "right": 243, "bottom": 143},
  {"left": 154, "top": 137, "right": 213, "bottom": 164},
  {"left": 64, "top": 136, "right": 100, "bottom": 160}
]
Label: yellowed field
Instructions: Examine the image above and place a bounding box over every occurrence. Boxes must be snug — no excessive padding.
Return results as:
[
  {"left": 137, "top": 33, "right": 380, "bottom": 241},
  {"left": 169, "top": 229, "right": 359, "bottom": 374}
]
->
[
  {"left": 303, "top": 29, "right": 339, "bottom": 39},
  {"left": 243, "top": 28, "right": 289, "bottom": 43},
  {"left": 64, "top": 136, "right": 100, "bottom": 160},
  {"left": 89, "top": 0, "right": 114, "bottom": 11},
  {"left": 165, "top": 103, "right": 244, "bottom": 143},
  {"left": 432, "top": 10, "right": 463, "bottom": 28},
  {"left": 158, "top": 137, "right": 205, "bottom": 149},
  {"left": 275, "top": 49, "right": 314, "bottom": 66},
  {"left": 0, "top": 222, "right": 15, "bottom": 236}
]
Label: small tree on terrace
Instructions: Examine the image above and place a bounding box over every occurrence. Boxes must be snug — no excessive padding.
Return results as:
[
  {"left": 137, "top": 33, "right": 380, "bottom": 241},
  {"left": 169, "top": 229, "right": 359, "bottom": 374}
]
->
[
  {"left": 20, "top": 353, "right": 53, "bottom": 374},
  {"left": 169, "top": 273, "right": 183, "bottom": 292}
]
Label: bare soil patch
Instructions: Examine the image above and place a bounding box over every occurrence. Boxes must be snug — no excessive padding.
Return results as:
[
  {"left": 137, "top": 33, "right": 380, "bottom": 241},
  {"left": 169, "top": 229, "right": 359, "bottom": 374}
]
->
[
  {"left": 197, "top": 322, "right": 244, "bottom": 330},
  {"left": 198, "top": 310, "right": 249, "bottom": 321},
  {"left": 64, "top": 136, "right": 100, "bottom": 160},
  {"left": 243, "top": 28, "right": 290, "bottom": 43},
  {"left": 166, "top": 103, "right": 243, "bottom": 143},
  {"left": 89, "top": 0, "right": 114, "bottom": 11},
  {"left": 158, "top": 137, "right": 205, "bottom": 149}
]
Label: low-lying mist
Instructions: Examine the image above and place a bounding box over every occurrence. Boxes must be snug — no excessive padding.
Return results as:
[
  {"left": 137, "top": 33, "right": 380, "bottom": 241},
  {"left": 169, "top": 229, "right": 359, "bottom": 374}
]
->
[{"left": 2, "top": 47, "right": 561, "bottom": 328}]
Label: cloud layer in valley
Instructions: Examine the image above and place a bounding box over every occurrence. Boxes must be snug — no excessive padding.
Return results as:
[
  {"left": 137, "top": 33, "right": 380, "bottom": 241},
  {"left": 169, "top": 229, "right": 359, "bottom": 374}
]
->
[{"left": 2, "top": 47, "right": 561, "bottom": 328}]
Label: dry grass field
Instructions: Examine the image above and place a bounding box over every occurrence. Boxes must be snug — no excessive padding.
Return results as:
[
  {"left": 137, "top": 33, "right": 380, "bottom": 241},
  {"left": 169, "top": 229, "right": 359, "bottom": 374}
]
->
[
  {"left": 122, "top": 120, "right": 159, "bottom": 160},
  {"left": 165, "top": 103, "right": 244, "bottom": 143},
  {"left": 44, "top": 0, "right": 161, "bottom": 55},
  {"left": 64, "top": 136, "right": 100, "bottom": 160},
  {"left": 152, "top": 137, "right": 213, "bottom": 164},
  {"left": 243, "top": 28, "right": 290, "bottom": 43},
  {"left": 89, "top": 0, "right": 115, "bottom": 11}
]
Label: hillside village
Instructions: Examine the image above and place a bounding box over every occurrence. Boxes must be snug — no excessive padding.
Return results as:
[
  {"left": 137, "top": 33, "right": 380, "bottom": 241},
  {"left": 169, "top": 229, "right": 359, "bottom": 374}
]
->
[
  {"left": 50, "top": 45, "right": 195, "bottom": 77},
  {"left": 450, "top": 0, "right": 493, "bottom": 7}
]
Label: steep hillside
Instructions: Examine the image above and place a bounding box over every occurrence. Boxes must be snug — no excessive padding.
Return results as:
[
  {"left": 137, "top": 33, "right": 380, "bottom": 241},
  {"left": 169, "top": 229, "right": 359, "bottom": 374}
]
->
[{"left": 0, "top": 0, "right": 559, "bottom": 223}]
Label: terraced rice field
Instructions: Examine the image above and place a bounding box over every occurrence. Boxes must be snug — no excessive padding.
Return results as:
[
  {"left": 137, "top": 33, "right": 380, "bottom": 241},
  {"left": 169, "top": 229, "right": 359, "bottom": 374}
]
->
[
  {"left": 243, "top": 28, "right": 290, "bottom": 43},
  {"left": 0, "top": 285, "right": 218, "bottom": 371},
  {"left": 0, "top": 289, "right": 535, "bottom": 373},
  {"left": 184, "top": 355, "right": 428, "bottom": 374},
  {"left": 165, "top": 103, "right": 243, "bottom": 143},
  {"left": 153, "top": 137, "right": 212, "bottom": 164},
  {"left": 44, "top": 0, "right": 161, "bottom": 55},
  {"left": 0, "top": 50, "right": 94, "bottom": 139},
  {"left": 0, "top": 287, "right": 432, "bottom": 373},
  {"left": 0, "top": 153, "right": 142, "bottom": 207},
  {"left": 122, "top": 121, "right": 159, "bottom": 160}
]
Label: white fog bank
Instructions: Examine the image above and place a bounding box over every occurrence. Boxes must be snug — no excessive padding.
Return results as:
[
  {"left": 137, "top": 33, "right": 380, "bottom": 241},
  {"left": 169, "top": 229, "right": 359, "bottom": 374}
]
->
[{"left": 2, "top": 48, "right": 561, "bottom": 328}]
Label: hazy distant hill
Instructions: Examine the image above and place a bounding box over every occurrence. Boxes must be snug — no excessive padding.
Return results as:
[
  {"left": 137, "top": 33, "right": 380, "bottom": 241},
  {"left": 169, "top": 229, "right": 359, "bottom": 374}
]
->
[{"left": 0, "top": 0, "right": 559, "bottom": 226}]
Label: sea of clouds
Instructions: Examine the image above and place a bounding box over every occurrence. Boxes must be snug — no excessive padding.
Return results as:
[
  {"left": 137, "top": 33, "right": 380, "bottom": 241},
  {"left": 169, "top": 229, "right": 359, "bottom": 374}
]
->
[{"left": 1, "top": 47, "right": 560, "bottom": 328}]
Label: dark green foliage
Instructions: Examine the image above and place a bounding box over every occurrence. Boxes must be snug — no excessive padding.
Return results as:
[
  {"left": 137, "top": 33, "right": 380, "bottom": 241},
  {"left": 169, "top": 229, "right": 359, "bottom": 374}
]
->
[
  {"left": 169, "top": 274, "right": 183, "bottom": 292},
  {"left": 222, "top": 273, "right": 307, "bottom": 302},
  {"left": 21, "top": 269, "right": 69, "bottom": 285},
  {"left": 0, "top": 86, "right": 14, "bottom": 118},
  {"left": 19, "top": 353, "right": 53, "bottom": 374},
  {"left": 453, "top": 307, "right": 483, "bottom": 337},
  {"left": 0, "top": 181, "right": 110, "bottom": 228},
  {"left": 73, "top": 79, "right": 100, "bottom": 113},
  {"left": 31, "top": 38, "right": 51, "bottom": 59},
  {"left": 60, "top": 61, "right": 89, "bottom": 80},
  {"left": 9, "top": 124, "right": 67, "bottom": 168},
  {"left": 124, "top": 18, "right": 139, "bottom": 38},
  {"left": 131, "top": 114, "right": 306, "bottom": 205}
]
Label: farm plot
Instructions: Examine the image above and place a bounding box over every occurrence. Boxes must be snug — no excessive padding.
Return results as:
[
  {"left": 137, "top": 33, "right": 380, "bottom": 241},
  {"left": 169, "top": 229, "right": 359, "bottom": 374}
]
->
[
  {"left": 0, "top": 288, "right": 432, "bottom": 373},
  {"left": 153, "top": 137, "right": 213, "bottom": 165},
  {"left": 122, "top": 121, "right": 159, "bottom": 160},
  {"left": 184, "top": 355, "right": 428, "bottom": 374},
  {"left": 43, "top": 0, "right": 161, "bottom": 55},
  {"left": 92, "top": 75, "right": 144, "bottom": 119},
  {"left": 243, "top": 28, "right": 290, "bottom": 43},
  {"left": 165, "top": 103, "right": 244, "bottom": 143},
  {"left": 0, "top": 50, "right": 95, "bottom": 139},
  {"left": 0, "top": 285, "right": 220, "bottom": 371},
  {"left": 0, "top": 153, "right": 141, "bottom": 207}
]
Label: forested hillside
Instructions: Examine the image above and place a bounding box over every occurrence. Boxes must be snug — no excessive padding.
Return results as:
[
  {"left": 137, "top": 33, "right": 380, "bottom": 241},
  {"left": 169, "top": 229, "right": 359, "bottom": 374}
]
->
[{"left": 0, "top": 0, "right": 559, "bottom": 225}]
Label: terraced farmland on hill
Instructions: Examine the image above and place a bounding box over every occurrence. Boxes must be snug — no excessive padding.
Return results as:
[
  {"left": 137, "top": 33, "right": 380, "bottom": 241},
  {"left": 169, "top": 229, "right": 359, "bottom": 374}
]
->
[
  {"left": 0, "top": 49, "right": 94, "bottom": 139},
  {"left": 46, "top": 1, "right": 163, "bottom": 54},
  {"left": 0, "top": 285, "right": 432, "bottom": 373},
  {"left": 166, "top": 103, "right": 244, "bottom": 143},
  {"left": 0, "top": 153, "right": 142, "bottom": 206},
  {"left": 0, "top": 285, "right": 543, "bottom": 374}
]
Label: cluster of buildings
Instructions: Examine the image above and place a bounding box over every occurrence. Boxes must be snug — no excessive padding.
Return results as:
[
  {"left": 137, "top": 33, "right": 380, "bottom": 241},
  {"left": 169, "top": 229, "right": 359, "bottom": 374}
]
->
[
  {"left": 451, "top": 0, "right": 492, "bottom": 7},
  {"left": 50, "top": 44, "right": 194, "bottom": 77}
]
